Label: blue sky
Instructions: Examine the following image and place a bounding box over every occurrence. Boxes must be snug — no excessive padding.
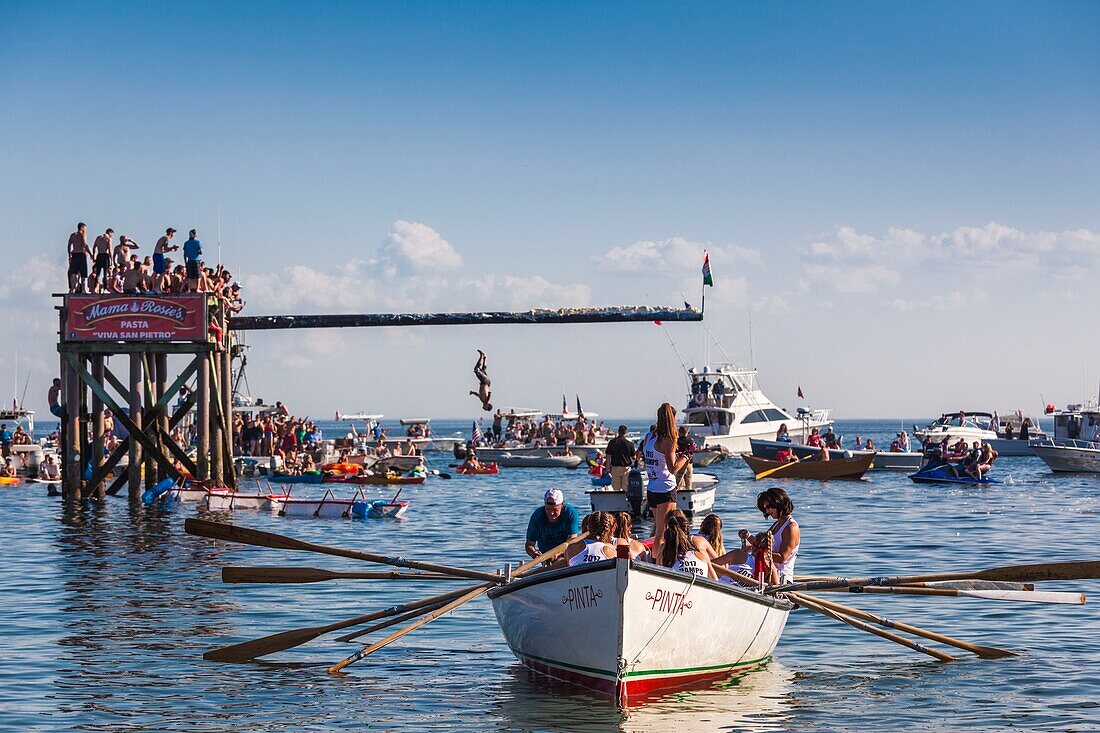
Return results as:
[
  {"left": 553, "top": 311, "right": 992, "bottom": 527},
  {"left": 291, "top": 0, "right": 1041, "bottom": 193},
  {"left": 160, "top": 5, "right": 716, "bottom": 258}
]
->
[{"left": 2, "top": 2, "right": 1098, "bottom": 419}]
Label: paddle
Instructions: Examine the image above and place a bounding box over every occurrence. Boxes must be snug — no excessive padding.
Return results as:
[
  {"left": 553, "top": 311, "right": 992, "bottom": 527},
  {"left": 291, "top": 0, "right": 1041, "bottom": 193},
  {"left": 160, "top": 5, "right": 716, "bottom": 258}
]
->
[
  {"left": 221, "top": 567, "right": 466, "bottom": 584},
  {"left": 796, "top": 577, "right": 1035, "bottom": 591},
  {"left": 814, "top": 585, "right": 1085, "bottom": 605},
  {"left": 774, "top": 560, "right": 1100, "bottom": 594},
  {"left": 751, "top": 455, "right": 802, "bottom": 480},
  {"left": 791, "top": 593, "right": 955, "bottom": 662},
  {"left": 203, "top": 586, "right": 473, "bottom": 662},
  {"left": 430, "top": 470, "right": 451, "bottom": 480},
  {"left": 795, "top": 592, "right": 1017, "bottom": 658},
  {"left": 184, "top": 518, "right": 502, "bottom": 584},
  {"left": 326, "top": 531, "right": 588, "bottom": 674}
]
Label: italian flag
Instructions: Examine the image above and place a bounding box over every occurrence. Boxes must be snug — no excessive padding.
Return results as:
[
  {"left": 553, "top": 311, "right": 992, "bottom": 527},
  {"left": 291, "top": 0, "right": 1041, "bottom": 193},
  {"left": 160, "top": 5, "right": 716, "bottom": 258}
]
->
[{"left": 702, "top": 251, "right": 713, "bottom": 287}]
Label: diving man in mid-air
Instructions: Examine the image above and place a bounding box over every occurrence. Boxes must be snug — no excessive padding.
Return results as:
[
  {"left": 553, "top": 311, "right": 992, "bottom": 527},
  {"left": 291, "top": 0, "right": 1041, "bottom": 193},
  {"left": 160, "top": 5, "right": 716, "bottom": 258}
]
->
[{"left": 470, "top": 350, "right": 492, "bottom": 412}]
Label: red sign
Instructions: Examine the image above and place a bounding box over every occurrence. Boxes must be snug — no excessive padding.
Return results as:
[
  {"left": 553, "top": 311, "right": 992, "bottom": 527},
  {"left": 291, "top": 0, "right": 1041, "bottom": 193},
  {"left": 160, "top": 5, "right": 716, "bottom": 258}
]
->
[{"left": 65, "top": 295, "right": 208, "bottom": 342}]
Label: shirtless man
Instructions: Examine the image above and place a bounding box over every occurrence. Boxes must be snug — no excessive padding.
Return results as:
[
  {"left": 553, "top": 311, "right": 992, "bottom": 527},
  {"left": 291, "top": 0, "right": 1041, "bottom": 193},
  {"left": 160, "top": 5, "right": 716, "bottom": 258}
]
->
[
  {"left": 469, "top": 349, "right": 492, "bottom": 411},
  {"left": 114, "top": 235, "right": 138, "bottom": 272},
  {"left": 48, "top": 378, "right": 62, "bottom": 418},
  {"left": 121, "top": 259, "right": 146, "bottom": 293},
  {"left": 92, "top": 228, "right": 114, "bottom": 292},
  {"left": 153, "top": 228, "right": 178, "bottom": 281},
  {"left": 67, "top": 222, "right": 91, "bottom": 292}
]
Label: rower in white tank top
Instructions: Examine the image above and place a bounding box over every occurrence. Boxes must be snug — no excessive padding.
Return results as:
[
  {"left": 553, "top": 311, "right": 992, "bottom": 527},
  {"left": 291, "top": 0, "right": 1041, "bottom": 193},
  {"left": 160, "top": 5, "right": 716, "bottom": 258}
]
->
[
  {"left": 568, "top": 541, "right": 614, "bottom": 566},
  {"left": 643, "top": 433, "right": 676, "bottom": 493},
  {"left": 670, "top": 550, "right": 708, "bottom": 577},
  {"left": 770, "top": 516, "right": 799, "bottom": 583}
]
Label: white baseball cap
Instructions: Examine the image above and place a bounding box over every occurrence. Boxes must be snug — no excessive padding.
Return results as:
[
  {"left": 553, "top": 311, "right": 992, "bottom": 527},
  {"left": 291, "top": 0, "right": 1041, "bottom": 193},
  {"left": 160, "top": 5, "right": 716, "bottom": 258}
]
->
[{"left": 543, "top": 489, "right": 564, "bottom": 505}]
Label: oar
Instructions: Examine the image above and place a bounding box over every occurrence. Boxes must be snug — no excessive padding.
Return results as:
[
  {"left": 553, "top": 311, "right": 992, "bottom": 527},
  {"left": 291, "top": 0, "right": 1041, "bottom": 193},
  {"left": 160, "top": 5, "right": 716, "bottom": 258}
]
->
[
  {"left": 796, "top": 577, "right": 1036, "bottom": 591},
  {"left": 749, "top": 454, "right": 802, "bottom": 480},
  {"left": 795, "top": 592, "right": 1017, "bottom": 658},
  {"left": 774, "top": 560, "right": 1100, "bottom": 594},
  {"left": 815, "top": 585, "right": 1085, "bottom": 605},
  {"left": 326, "top": 531, "right": 589, "bottom": 674},
  {"left": 335, "top": 598, "right": 452, "bottom": 643},
  {"left": 221, "top": 566, "right": 466, "bottom": 584},
  {"left": 790, "top": 593, "right": 955, "bottom": 662},
  {"left": 203, "top": 586, "right": 473, "bottom": 662},
  {"left": 184, "top": 518, "right": 501, "bottom": 583},
  {"left": 430, "top": 470, "right": 451, "bottom": 480}
]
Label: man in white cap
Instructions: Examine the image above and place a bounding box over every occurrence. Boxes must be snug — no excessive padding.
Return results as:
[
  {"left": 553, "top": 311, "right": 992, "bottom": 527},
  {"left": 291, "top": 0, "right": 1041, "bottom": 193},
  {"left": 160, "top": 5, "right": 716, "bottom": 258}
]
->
[{"left": 524, "top": 488, "right": 581, "bottom": 561}]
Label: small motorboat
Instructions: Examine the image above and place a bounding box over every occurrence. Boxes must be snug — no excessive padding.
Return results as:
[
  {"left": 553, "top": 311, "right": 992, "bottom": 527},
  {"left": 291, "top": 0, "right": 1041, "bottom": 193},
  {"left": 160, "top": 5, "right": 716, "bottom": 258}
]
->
[
  {"left": 1031, "top": 440, "right": 1100, "bottom": 473},
  {"left": 749, "top": 438, "right": 921, "bottom": 471},
  {"left": 740, "top": 453, "right": 874, "bottom": 480},
  {"left": 691, "top": 449, "right": 728, "bottom": 467},
  {"left": 496, "top": 453, "right": 583, "bottom": 469},
  {"left": 587, "top": 472, "right": 719, "bottom": 517},
  {"left": 908, "top": 465, "right": 1002, "bottom": 486},
  {"left": 455, "top": 463, "right": 500, "bottom": 475}
]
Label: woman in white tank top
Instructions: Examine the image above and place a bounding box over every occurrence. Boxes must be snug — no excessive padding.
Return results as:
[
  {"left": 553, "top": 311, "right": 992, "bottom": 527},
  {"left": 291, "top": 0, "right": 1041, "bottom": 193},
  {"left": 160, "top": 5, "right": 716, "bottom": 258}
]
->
[
  {"left": 564, "top": 511, "right": 617, "bottom": 566},
  {"left": 659, "top": 512, "right": 717, "bottom": 580},
  {"left": 645, "top": 404, "right": 691, "bottom": 562},
  {"left": 758, "top": 487, "right": 799, "bottom": 584}
]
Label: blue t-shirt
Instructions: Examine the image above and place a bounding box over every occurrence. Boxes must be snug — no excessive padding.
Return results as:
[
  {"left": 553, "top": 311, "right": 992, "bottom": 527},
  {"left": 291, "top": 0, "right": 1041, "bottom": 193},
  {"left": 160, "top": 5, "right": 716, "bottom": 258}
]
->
[
  {"left": 183, "top": 238, "right": 203, "bottom": 262},
  {"left": 526, "top": 503, "right": 582, "bottom": 553},
  {"left": 0, "top": 427, "right": 10, "bottom": 446}
]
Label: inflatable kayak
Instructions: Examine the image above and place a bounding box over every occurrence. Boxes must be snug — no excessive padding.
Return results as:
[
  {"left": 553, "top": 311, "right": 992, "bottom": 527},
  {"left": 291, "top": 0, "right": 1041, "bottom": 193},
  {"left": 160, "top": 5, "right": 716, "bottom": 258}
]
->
[
  {"left": 908, "top": 465, "right": 1002, "bottom": 485},
  {"left": 321, "top": 462, "right": 361, "bottom": 475},
  {"left": 0, "top": 476, "right": 23, "bottom": 487},
  {"left": 456, "top": 463, "right": 500, "bottom": 475},
  {"left": 591, "top": 474, "right": 612, "bottom": 487}
]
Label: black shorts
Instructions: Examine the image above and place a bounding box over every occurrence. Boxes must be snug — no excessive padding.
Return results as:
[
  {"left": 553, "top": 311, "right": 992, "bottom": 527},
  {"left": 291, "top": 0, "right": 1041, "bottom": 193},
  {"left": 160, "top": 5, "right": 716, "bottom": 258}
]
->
[
  {"left": 94, "top": 252, "right": 111, "bottom": 273},
  {"left": 68, "top": 253, "right": 88, "bottom": 277},
  {"left": 186, "top": 260, "right": 201, "bottom": 279},
  {"left": 647, "top": 490, "right": 676, "bottom": 507}
]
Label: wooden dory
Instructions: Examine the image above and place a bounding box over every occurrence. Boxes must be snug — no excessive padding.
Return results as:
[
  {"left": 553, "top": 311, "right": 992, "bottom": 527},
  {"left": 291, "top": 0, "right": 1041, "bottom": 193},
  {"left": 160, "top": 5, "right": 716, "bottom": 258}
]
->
[
  {"left": 206, "top": 490, "right": 291, "bottom": 511},
  {"left": 489, "top": 557, "right": 792, "bottom": 705},
  {"left": 740, "top": 452, "right": 874, "bottom": 480}
]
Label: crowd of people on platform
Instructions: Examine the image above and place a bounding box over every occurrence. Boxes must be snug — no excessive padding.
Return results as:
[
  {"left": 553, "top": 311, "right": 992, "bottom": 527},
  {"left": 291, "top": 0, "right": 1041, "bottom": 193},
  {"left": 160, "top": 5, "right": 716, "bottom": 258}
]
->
[
  {"left": 486, "top": 410, "right": 611, "bottom": 448},
  {"left": 65, "top": 222, "right": 245, "bottom": 311}
]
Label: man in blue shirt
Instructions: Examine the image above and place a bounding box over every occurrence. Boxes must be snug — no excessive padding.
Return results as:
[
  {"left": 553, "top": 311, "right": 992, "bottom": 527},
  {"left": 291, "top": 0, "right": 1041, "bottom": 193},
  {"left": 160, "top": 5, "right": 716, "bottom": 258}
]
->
[
  {"left": 183, "top": 229, "right": 203, "bottom": 291},
  {"left": 525, "top": 488, "right": 581, "bottom": 560},
  {"left": 0, "top": 424, "right": 11, "bottom": 458}
]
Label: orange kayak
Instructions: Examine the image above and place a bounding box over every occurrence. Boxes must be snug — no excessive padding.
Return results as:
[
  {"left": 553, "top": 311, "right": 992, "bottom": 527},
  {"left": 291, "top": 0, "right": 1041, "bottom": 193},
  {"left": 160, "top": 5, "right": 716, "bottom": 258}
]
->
[
  {"left": 321, "top": 462, "right": 361, "bottom": 475},
  {"left": 456, "top": 463, "right": 500, "bottom": 475}
]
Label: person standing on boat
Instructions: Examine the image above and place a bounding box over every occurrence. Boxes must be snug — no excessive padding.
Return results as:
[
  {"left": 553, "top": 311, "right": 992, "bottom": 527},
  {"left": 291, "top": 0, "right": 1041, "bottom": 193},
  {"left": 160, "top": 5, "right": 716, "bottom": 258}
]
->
[
  {"left": 757, "top": 487, "right": 800, "bottom": 584},
  {"left": 67, "top": 222, "right": 91, "bottom": 293},
  {"left": 606, "top": 425, "right": 635, "bottom": 493},
  {"left": 525, "top": 489, "right": 581, "bottom": 562},
  {"left": 675, "top": 426, "right": 695, "bottom": 489},
  {"left": 645, "top": 403, "right": 691, "bottom": 561}
]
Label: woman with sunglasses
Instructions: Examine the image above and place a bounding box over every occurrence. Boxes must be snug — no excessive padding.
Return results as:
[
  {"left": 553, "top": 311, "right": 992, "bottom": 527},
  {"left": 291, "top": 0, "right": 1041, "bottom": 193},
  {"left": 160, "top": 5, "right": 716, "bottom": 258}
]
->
[{"left": 756, "top": 487, "right": 800, "bottom": 584}]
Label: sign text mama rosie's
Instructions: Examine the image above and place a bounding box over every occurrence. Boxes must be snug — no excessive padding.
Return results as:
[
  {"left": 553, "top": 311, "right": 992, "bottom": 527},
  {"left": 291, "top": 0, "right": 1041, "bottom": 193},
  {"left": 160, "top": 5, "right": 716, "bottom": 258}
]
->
[{"left": 84, "top": 300, "right": 187, "bottom": 325}]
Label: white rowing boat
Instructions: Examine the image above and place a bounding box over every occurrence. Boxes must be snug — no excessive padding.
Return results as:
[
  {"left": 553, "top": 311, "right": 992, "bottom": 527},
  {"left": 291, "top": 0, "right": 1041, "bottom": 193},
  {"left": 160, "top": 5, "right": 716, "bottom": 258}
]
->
[
  {"left": 496, "top": 453, "right": 583, "bottom": 469},
  {"left": 206, "top": 490, "right": 291, "bottom": 511},
  {"left": 271, "top": 489, "right": 410, "bottom": 518},
  {"left": 489, "top": 556, "right": 792, "bottom": 705}
]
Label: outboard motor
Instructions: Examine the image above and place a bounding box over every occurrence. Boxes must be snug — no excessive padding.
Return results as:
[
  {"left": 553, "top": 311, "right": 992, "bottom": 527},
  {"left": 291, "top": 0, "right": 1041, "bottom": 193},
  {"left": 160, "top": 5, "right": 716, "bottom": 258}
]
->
[
  {"left": 626, "top": 468, "right": 647, "bottom": 519},
  {"left": 453, "top": 442, "right": 467, "bottom": 460}
]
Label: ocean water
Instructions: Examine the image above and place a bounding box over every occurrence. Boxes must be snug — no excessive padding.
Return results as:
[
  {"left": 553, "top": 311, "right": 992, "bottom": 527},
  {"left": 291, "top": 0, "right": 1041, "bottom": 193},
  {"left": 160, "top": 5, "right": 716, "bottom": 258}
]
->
[{"left": 1, "top": 418, "right": 1097, "bottom": 732}]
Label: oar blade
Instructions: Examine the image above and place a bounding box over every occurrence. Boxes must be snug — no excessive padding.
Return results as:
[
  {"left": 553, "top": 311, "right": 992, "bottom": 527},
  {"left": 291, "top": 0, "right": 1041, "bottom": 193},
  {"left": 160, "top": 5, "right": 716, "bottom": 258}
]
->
[
  {"left": 975, "top": 560, "right": 1100, "bottom": 584},
  {"left": 204, "top": 626, "right": 325, "bottom": 663},
  {"left": 222, "top": 566, "right": 340, "bottom": 584},
  {"left": 959, "top": 589, "right": 1087, "bottom": 605}
]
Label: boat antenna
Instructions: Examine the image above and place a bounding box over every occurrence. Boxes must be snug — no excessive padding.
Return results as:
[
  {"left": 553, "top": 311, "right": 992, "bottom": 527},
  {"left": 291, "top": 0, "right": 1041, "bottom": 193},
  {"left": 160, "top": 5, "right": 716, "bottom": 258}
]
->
[{"left": 20, "top": 371, "right": 31, "bottom": 411}]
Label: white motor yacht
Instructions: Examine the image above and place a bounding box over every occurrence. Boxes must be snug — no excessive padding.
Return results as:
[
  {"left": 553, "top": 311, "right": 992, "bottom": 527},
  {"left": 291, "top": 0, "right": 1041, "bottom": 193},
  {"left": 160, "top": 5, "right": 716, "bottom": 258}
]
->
[
  {"left": 679, "top": 364, "right": 831, "bottom": 453},
  {"left": 915, "top": 411, "right": 1047, "bottom": 456},
  {"left": 1031, "top": 401, "right": 1100, "bottom": 473}
]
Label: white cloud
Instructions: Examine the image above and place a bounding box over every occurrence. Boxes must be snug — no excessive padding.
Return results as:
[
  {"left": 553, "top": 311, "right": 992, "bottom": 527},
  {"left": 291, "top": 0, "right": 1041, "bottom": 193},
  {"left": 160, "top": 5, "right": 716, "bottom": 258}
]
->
[
  {"left": 380, "top": 220, "right": 462, "bottom": 273},
  {"left": 804, "top": 264, "right": 900, "bottom": 294},
  {"left": 595, "top": 236, "right": 760, "bottom": 272},
  {"left": 887, "top": 291, "right": 969, "bottom": 312}
]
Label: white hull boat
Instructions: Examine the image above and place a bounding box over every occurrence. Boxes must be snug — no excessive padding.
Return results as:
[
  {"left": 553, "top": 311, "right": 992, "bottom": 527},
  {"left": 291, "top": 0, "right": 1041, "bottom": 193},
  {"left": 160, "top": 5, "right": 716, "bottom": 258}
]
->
[
  {"left": 749, "top": 439, "right": 922, "bottom": 470},
  {"left": 475, "top": 444, "right": 605, "bottom": 462},
  {"left": 587, "top": 474, "right": 718, "bottom": 517},
  {"left": 1031, "top": 440, "right": 1100, "bottom": 473},
  {"left": 272, "top": 490, "right": 411, "bottom": 518},
  {"left": 489, "top": 557, "right": 792, "bottom": 705},
  {"left": 915, "top": 411, "right": 1045, "bottom": 455},
  {"left": 497, "top": 453, "right": 584, "bottom": 469},
  {"left": 680, "top": 365, "right": 832, "bottom": 453},
  {"left": 206, "top": 490, "right": 290, "bottom": 511}
]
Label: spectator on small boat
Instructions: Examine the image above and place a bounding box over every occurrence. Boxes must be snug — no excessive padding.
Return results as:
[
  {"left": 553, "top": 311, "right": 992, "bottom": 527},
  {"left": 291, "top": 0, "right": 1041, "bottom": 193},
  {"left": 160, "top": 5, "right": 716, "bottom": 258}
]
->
[
  {"left": 565, "top": 512, "right": 617, "bottom": 566},
  {"left": 816, "top": 443, "right": 831, "bottom": 461},
  {"left": 977, "top": 443, "right": 998, "bottom": 475},
  {"left": 889, "top": 438, "right": 902, "bottom": 452},
  {"left": 38, "top": 455, "right": 60, "bottom": 481},
  {"left": 898, "top": 431, "right": 911, "bottom": 452},
  {"left": 67, "top": 222, "right": 91, "bottom": 293},
  {"left": 613, "top": 511, "right": 647, "bottom": 559},
  {"left": 775, "top": 424, "right": 791, "bottom": 443},
  {"left": 1020, "top": 418, "right": 1032, "bottom": 441},
  {"left": 0, "top": 424, "right": 11, "bottom": 457},
  {"left": 659, "top": 511, "right": 717, "bottom": 579},
  {"left": 461, "top": 449, "right": 482, "bottom": 472},
  {"left": 645, "top": 404, "right": 692, "bottom": 562},
  {"left": 852, "top": 436, "right": 863, "bottom": 450},
  {"left": 823, "top": 427, "right": 839, "bottom": 449},
  {"left": 1, "top": 458, "right": 15, "bottom": 478},
  {"left": 864, "top": 438, "right": 876, "bottom": 452},
  {"left": 806, "top": 428, "right": 823, "bottom": 448},
  {"left": 525, "top": 488, "right": 582, "bottom": 563},
  {"left": 606, "top": 425, "right": 635, "bottom": 493}
]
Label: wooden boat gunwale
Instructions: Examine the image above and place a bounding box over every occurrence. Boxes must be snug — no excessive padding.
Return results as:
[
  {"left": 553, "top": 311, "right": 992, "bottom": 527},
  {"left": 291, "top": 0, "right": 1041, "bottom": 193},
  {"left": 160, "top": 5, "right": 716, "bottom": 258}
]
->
[{"left": 741, "top": 452, "right": 874, "bottom": 479}]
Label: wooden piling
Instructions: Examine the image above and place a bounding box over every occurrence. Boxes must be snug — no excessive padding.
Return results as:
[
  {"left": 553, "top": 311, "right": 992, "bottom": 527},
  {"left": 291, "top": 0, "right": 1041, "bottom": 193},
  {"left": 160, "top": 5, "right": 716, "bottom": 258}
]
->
[
  {"left": 196, "top": 352, "right": 210, "bottom": 482},
  {"left": 128, "top": 353, "right": 143, "bottom": 500},
  {"left": 62, "top": 356, "right": 81, "bottom": 501},
  {"left": 90, "top": 355, "right": 105, "bottom": 500}
]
